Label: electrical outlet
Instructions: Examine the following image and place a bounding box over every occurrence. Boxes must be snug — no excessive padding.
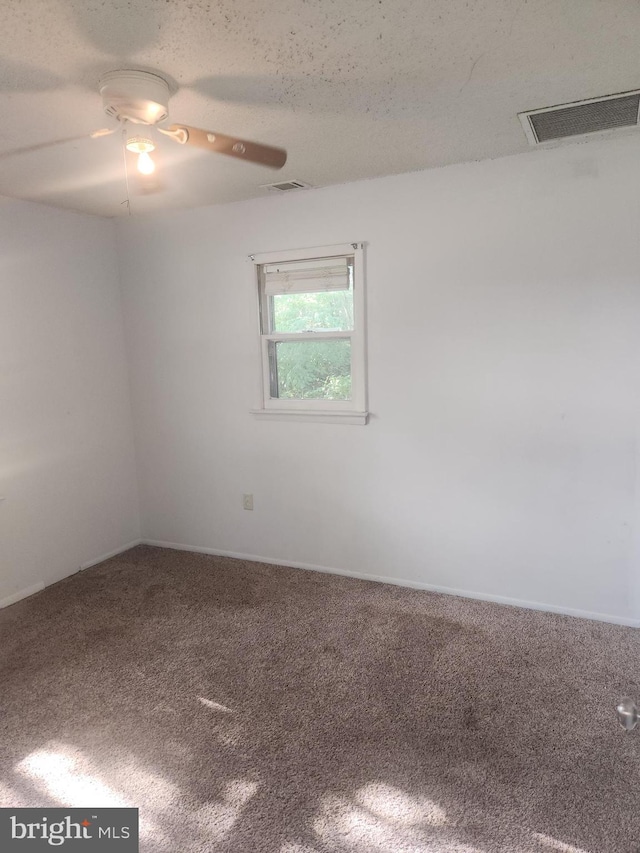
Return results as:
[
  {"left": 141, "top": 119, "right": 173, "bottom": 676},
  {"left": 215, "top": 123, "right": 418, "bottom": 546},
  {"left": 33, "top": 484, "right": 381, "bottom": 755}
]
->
[{"left": 242, "top": 493, "right": 254, "bottom": 511}]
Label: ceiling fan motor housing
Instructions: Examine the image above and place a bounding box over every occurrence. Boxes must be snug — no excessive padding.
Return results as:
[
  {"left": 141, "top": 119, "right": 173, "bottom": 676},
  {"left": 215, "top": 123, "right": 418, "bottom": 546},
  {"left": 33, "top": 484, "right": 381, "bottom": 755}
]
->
[{"left": 99, "top": 70, "right": 170, "bottom": 125}]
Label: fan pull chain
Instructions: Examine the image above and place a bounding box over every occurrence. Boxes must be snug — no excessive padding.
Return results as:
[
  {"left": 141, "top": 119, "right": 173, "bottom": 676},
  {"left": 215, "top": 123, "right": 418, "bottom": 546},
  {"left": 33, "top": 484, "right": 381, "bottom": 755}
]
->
[{"left": 121, "top": 122, "right": 132, "bottom": 216}]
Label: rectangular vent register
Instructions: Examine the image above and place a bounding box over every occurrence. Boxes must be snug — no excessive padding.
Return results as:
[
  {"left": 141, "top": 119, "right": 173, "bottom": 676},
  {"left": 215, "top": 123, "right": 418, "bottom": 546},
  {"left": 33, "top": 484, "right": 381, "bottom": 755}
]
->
[{"left": 519, "top": 90, "right": 640, "bottom": 145}]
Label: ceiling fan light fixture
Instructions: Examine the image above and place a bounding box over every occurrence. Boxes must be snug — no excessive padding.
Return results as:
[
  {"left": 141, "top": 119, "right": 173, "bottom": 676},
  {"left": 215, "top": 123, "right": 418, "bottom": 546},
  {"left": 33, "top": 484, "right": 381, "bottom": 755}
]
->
[
  {"left": 125, "top": 136, "right": 155, "bottom": 154},
  {"left": 125, "top": 137, "right": 156, "bottom": 174}
]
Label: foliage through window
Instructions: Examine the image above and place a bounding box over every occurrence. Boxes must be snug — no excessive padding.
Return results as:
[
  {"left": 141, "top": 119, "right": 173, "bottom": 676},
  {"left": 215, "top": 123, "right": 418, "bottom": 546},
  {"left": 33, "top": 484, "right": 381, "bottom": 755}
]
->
[{"left": 252, "top": 244, "right": 367, "bottom": 423}]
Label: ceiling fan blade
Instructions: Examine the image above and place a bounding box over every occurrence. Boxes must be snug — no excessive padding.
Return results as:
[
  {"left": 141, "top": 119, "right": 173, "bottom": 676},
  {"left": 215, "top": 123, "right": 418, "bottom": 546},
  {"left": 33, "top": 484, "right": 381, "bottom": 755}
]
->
[
  {"left": 0, "top": 59, "right": 65, "bottom": 93},
  {"left": 0, "top": 129, "right": 116, "bottom": 162},
  {"left": 160, "top": 124, "right": 287, "bottom": 169}
]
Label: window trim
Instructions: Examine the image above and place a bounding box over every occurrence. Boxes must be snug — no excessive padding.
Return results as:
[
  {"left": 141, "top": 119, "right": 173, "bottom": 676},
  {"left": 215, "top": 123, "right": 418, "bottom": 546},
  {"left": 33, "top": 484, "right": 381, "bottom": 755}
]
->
[{"left": 250, "top": 242, "right": 368, "bottom": 424}]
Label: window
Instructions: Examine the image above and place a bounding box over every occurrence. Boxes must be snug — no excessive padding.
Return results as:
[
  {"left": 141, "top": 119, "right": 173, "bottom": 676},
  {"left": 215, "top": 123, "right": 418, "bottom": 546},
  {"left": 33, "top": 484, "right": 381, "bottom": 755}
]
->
[{"left": 251, "top": 243, "right": 368, "bottom": 424}]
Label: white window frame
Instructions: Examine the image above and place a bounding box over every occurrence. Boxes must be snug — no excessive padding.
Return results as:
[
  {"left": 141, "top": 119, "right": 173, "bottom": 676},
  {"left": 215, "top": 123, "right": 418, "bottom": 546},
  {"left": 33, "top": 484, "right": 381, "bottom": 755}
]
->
[{"left": 250, "top": 242, "right": 368, "bottom": 425}]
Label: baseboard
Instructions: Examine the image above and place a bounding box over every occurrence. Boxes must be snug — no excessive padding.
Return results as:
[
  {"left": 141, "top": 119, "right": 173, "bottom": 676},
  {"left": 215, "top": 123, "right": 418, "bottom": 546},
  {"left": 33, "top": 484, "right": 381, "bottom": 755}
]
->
[
  {"left": 80, "top": 539, "right": 142, "bottom": 571},
  {"left": 141, "top": 539, "right": 640, "bottom": 628},
  {"left": 0, "top": 541, "right": 142, "bottom": 610},
  {"left": 0, "top": 582, "right": 45, "bottom": 610}
]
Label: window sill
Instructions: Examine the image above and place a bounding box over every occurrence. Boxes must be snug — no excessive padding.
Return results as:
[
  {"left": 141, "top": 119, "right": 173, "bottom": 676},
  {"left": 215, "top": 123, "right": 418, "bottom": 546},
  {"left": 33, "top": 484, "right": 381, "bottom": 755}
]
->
[{"left": 251, "top": 408, "right": 369, "bottom": 425}]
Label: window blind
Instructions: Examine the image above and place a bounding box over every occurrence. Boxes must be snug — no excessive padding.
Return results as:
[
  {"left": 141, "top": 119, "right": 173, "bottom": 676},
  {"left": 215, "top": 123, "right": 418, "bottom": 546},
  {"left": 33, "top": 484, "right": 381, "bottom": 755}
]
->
[{"left": 264, "top": 256, "right": 351, "bottom": 295}]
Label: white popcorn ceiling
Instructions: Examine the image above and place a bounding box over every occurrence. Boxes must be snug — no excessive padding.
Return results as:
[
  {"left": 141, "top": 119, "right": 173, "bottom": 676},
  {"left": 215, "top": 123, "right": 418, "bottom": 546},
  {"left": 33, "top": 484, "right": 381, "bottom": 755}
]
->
[{"left": 0, "top": 0, "right": 639, "bottom": 217}]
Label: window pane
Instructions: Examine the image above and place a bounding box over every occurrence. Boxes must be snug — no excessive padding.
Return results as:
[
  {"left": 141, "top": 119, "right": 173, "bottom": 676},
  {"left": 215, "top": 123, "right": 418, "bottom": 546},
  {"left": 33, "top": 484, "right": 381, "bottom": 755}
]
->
[
  {"left": 270, "top": 339, "right": 352, "bottom": 400},
  {"left": 272, "top": 286, "right": 353, "bottom": 333}
]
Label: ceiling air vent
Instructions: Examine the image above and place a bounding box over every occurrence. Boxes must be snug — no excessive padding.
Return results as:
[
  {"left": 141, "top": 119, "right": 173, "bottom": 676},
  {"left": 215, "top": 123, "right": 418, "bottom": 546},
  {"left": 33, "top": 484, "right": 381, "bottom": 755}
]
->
[
  {"left": 519, "top": 90, "right": 640, "bottom": 145},
  {"left": 261, "top": 180, "right": 312, "bottom": 192}
]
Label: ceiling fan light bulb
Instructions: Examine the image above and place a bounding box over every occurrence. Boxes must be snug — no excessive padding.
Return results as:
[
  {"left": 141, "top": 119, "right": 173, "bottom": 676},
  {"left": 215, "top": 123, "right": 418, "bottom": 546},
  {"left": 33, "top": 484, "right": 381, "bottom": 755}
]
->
[{"left": 137, "top": 151, "right": 155, "bottom": 175}]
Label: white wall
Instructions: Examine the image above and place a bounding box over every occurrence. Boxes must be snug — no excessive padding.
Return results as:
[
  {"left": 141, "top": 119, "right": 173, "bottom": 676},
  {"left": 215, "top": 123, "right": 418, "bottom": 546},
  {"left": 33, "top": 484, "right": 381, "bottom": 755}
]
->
[
  {"left": 0, "top": 199, "right": 140, "bottom": 605},
  {"left": 117, "top": 134, "right": 640, "bottom": 625}
]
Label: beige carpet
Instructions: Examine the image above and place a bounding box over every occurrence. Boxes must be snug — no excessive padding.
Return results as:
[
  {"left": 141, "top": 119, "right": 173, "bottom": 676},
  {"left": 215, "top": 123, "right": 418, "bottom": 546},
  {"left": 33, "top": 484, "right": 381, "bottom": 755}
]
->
[{"left": 0, "top": 545, "right": 639, "bottom": 852}]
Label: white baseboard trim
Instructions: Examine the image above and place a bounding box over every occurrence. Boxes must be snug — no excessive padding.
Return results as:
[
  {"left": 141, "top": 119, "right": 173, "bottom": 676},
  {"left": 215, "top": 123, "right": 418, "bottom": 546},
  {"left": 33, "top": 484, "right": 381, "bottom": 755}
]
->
[
  {"left": 0, "top": 581, "right": 45, "bottom": 610},
  {"left": 0, "top": 540, "right": 142, "bottom": 610},
  {"left": 141, "top": 539, "right": 640, "bottom": 628},
  {"left": 80, "top": 539, "right": 142, "bottom": 571}
]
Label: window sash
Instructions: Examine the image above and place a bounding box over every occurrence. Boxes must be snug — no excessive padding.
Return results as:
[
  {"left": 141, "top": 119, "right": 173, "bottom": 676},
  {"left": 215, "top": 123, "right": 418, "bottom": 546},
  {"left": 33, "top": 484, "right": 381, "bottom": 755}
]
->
[
  {"left": 264, "top": 332, "right": 354, "bottom": 404},
  {"left": 267, "top": 290, "right": 354, "bottom": 335},
  {"left": 267, "top": 335, "right": 353, "bottom": 401},
  {"left": 262, "top": 331, "right": 352, "bottom": 342}
]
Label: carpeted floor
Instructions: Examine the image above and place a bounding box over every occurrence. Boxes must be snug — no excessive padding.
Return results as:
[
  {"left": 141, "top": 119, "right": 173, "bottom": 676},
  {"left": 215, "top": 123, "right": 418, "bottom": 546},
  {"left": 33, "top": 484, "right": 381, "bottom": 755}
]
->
[{"left": 0, "top": 545, "right": 639, "bottom": 852}]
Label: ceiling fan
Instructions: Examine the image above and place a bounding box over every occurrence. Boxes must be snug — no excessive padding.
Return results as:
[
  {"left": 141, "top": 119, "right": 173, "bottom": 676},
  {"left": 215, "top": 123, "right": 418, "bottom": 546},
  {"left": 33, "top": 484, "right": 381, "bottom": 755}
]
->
[{"left": 99, "top": 69, "right": 287, "bottom": 178}]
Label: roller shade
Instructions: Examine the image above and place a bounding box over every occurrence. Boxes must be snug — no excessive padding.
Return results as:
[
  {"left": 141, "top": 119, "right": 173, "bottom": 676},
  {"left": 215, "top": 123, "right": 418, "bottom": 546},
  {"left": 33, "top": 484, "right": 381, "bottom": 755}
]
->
[{"left": 264, "top": 256, "right": 351, "bottom": 295}]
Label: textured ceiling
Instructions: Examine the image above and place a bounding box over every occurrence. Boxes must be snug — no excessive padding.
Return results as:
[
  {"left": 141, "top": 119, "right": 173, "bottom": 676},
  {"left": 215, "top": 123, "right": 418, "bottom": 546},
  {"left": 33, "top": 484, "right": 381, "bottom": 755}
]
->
[{"left": 1, "top": 0, "right": 640, "bottom": 217}]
